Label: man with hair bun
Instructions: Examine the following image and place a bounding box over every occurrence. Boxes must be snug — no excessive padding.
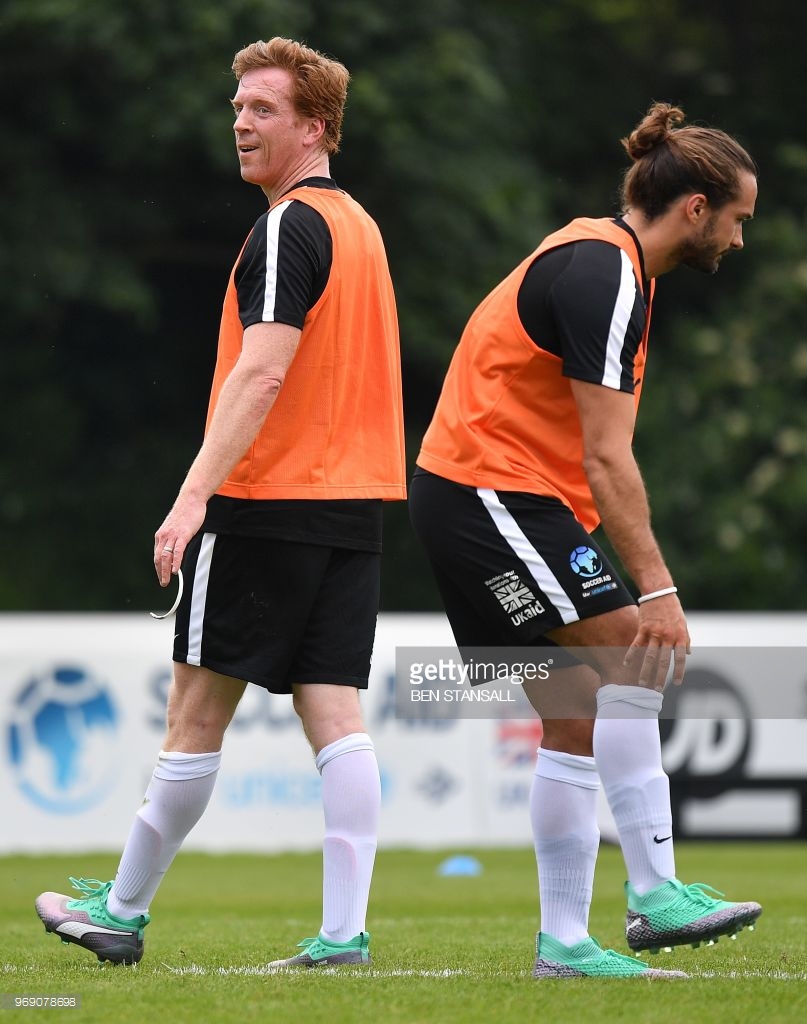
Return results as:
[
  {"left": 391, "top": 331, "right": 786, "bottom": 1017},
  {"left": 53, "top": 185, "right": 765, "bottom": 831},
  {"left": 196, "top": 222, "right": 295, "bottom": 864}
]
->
[
  {"left": 411, "top": 102, "right": 760, "bottom": 979},
  {"left": 35, "top": 37, "right": 405, "bottom": 969}
]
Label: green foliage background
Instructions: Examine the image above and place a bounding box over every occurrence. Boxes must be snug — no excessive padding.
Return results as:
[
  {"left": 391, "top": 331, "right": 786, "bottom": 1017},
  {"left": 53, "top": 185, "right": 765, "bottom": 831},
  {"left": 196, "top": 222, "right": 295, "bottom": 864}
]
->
[{"left": 2, "top": 0, "right": 806, "bottom": 611}]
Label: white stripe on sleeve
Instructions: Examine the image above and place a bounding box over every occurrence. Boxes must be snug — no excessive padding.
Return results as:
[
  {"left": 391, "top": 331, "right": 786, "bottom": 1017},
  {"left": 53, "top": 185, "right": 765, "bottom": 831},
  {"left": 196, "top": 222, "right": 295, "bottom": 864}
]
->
[
  {"left": 602, "top": 250, "right": 637, "bottom": 390},
  {"left": 262, "top": 200, "right": 292, "bottom": 322}
]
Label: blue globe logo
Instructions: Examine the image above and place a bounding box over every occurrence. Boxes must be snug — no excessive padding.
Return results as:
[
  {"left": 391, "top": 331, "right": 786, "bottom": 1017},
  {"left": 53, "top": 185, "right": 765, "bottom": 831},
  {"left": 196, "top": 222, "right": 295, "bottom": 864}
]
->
[
  {"left": 569, "top": 546, "right": 602, "bottom": 578},
  {"left": 6, "top": 666, "right": 119, "bottom": 813}
]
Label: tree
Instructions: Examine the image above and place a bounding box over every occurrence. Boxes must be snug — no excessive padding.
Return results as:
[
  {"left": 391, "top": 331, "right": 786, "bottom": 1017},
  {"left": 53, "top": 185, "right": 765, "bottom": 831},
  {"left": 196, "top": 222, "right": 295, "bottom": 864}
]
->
[{"left": 3, "top": 0, "right": 807, "bottom": 611}]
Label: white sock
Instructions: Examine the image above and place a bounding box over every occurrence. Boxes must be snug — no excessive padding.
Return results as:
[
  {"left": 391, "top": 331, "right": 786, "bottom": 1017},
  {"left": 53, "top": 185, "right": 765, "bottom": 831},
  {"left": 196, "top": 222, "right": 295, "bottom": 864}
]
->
[
  {"left": 316, "top": 733, "right": 380, "bottom": 943},
  {"left": 593, "top": 685, "right": 675, "bottom": 895},
  {"left": 531, "top": 748, "right": 600, "bottom": 945},
  {"left": 107, "top": 750, "right": 221, "bottom": 919}
]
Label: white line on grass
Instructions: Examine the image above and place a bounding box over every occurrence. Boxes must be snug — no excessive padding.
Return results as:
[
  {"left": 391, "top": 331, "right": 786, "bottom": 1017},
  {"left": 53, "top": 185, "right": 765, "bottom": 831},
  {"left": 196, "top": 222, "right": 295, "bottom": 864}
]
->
[
  {"left": 160, "top": 964, "right": 468, "bottom": 977},
  {"left": 6, "top": 962, "right": 805, "bottom": 982},
  {"left": 157, "top": 963, "right": 807, "bottom": 981},
  {"left": 692, "top": 970, "right": 807, "bottom": 981}
]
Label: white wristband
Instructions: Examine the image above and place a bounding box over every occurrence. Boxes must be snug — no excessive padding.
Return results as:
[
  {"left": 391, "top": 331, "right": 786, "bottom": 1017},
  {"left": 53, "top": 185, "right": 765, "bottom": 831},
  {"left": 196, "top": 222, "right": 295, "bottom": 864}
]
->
[{"left": 637, "top": 586, "right": 678, "bottom": 605}]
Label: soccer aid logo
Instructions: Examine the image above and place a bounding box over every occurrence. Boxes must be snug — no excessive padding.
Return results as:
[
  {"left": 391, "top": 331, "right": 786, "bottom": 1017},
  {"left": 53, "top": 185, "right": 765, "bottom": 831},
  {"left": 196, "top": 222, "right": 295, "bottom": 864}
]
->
[
  {"left": 6, "top": 666, "right": 119, "bottom": 813},
  {"left": 569, "top": 546, "right": 602, "bottom": 578}
]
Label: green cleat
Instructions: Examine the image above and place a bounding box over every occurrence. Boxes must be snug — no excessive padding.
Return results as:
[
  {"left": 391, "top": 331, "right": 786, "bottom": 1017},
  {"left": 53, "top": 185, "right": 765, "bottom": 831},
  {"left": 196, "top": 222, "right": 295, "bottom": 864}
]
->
[
  {"left": 533, "top": 932, "right": 687, "bottom": 979},
  {"left": 625, "top": 879, "right": 762, "bottom": 953},
  {"left": 35, "top": 877, "right": 150, "bottom": 965},
  {"left": 267, "top": 931, "right": 371, "bottom": 969}
]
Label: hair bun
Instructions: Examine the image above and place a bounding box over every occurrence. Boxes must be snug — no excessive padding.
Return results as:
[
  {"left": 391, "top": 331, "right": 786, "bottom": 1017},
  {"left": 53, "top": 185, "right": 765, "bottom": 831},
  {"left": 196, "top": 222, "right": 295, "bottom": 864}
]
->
[{"left": 622, "top": 102, "right": 685, "bottom": 161}]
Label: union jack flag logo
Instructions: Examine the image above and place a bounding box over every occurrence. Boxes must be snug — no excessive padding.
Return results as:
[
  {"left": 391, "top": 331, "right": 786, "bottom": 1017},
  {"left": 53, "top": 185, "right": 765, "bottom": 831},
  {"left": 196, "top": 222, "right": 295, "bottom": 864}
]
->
[{"left": 493, "top": 580, "right": 536, "bottom": 613}]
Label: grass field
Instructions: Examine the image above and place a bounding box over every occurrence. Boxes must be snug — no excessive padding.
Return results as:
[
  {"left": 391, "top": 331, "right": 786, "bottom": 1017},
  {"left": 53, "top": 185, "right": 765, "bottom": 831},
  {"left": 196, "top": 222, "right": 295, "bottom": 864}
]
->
[{"left": 3, "top": 843, "right": 806, "bottom": 1024}]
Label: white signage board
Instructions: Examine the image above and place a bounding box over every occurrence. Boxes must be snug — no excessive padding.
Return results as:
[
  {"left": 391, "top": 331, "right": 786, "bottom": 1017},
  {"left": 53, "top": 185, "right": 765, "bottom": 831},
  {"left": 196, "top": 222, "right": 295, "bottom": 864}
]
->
[{"left": 2, "top": 613, "right": 805, "bottom": 852}]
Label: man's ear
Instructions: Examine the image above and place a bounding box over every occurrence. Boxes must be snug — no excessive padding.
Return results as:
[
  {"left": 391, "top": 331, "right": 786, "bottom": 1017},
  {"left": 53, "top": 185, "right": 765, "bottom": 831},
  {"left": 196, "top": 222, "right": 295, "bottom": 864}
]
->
[
  {"left": 303, "top": 118, "right": 326, "bottom": 147},
  {"left": 683, "top": 192, "right": 708, "bottom": 223}
]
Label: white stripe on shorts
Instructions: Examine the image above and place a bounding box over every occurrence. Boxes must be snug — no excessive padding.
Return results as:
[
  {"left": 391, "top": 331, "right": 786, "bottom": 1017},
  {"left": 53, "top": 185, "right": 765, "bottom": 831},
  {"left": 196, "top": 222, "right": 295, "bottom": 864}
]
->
[
  {"left": 476, "top": 488, "right": 579, "bottom": 625},
  {"left": 186, "top": 532, "right": 216, "bottom": 666}
]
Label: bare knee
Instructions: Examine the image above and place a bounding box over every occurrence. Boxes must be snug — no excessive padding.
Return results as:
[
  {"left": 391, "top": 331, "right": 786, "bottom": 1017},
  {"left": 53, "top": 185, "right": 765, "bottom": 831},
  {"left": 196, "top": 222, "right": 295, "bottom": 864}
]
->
[
  {"left": 541, "top": 718, "right": 595, "bottom": 756},
  {"left": 164, "top": 665, "right": 246, "bottom": 752},
  {"left": 547, "top": 606, "right": 640, "bottom": 683},
  {"left": 293, "top": 684, "right": 366, "bottom": 755}
]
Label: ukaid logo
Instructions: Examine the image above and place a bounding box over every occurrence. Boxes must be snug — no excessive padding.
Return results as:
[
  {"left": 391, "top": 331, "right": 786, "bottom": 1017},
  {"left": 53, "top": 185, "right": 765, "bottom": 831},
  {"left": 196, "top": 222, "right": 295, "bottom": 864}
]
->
[
  {"left": 485, "top": 570, "right": 545, "bottom": 626},
  {"left": 6, "top": 666, "right": 119, "bottom": 813}
]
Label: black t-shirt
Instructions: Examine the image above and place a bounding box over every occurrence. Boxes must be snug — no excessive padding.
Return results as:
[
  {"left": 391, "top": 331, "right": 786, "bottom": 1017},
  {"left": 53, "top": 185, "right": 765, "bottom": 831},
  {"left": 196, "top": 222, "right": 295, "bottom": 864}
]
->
[
  {"left": 202, "top": 495, "right": 383, "bottom": 552},
  {"left": 516, "top": 218, "right": 650, "bottom": 393}
]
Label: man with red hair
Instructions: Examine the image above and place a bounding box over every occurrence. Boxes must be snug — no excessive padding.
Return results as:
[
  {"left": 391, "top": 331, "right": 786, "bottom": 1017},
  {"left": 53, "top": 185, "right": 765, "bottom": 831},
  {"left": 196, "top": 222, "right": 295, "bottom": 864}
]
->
[{"left": 36, "top": 37, "right": 405, "bottom": 970}]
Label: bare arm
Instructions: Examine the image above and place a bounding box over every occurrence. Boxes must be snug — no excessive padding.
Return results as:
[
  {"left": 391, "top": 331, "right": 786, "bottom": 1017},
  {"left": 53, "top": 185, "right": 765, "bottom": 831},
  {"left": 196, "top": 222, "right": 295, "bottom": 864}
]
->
[
  {"left": 153, "top": 321, "right": 301, "bottom": 584},
  {"left": 570, "top": 378, "right": 690, "bottom": 679}
]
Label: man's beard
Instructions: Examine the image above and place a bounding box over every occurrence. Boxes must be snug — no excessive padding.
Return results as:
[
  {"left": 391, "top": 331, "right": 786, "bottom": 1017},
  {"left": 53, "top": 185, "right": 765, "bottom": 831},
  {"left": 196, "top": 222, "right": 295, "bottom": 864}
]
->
[{"left": 676, "top": 215, "right": 725, "bottom": 275}]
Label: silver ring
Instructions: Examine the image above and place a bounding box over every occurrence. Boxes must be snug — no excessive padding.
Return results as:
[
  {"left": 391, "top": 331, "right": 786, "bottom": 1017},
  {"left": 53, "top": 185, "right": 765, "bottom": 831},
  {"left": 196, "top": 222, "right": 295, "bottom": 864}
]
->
[{"left": 162, "top": 546, "right": 174, "bottom": 553}]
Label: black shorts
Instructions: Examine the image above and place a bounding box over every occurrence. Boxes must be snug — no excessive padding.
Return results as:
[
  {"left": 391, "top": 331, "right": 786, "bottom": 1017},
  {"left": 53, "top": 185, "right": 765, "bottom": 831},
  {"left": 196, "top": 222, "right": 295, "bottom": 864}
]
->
[
  {"left": 172, "top": 532, "right": 380, "bottom": 694},
  {"left": 409, "top": 469, "right": 634, "bottom": 647}
]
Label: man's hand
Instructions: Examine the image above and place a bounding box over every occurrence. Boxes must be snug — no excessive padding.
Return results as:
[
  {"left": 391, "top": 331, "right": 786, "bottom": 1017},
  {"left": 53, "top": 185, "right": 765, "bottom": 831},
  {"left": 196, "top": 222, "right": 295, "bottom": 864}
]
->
[
  {"left": 153, "top": 494, "right": 208, "bottom": 586},
  {"left": 624, "top": 593, "right": 691, "bottom": 690}
]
